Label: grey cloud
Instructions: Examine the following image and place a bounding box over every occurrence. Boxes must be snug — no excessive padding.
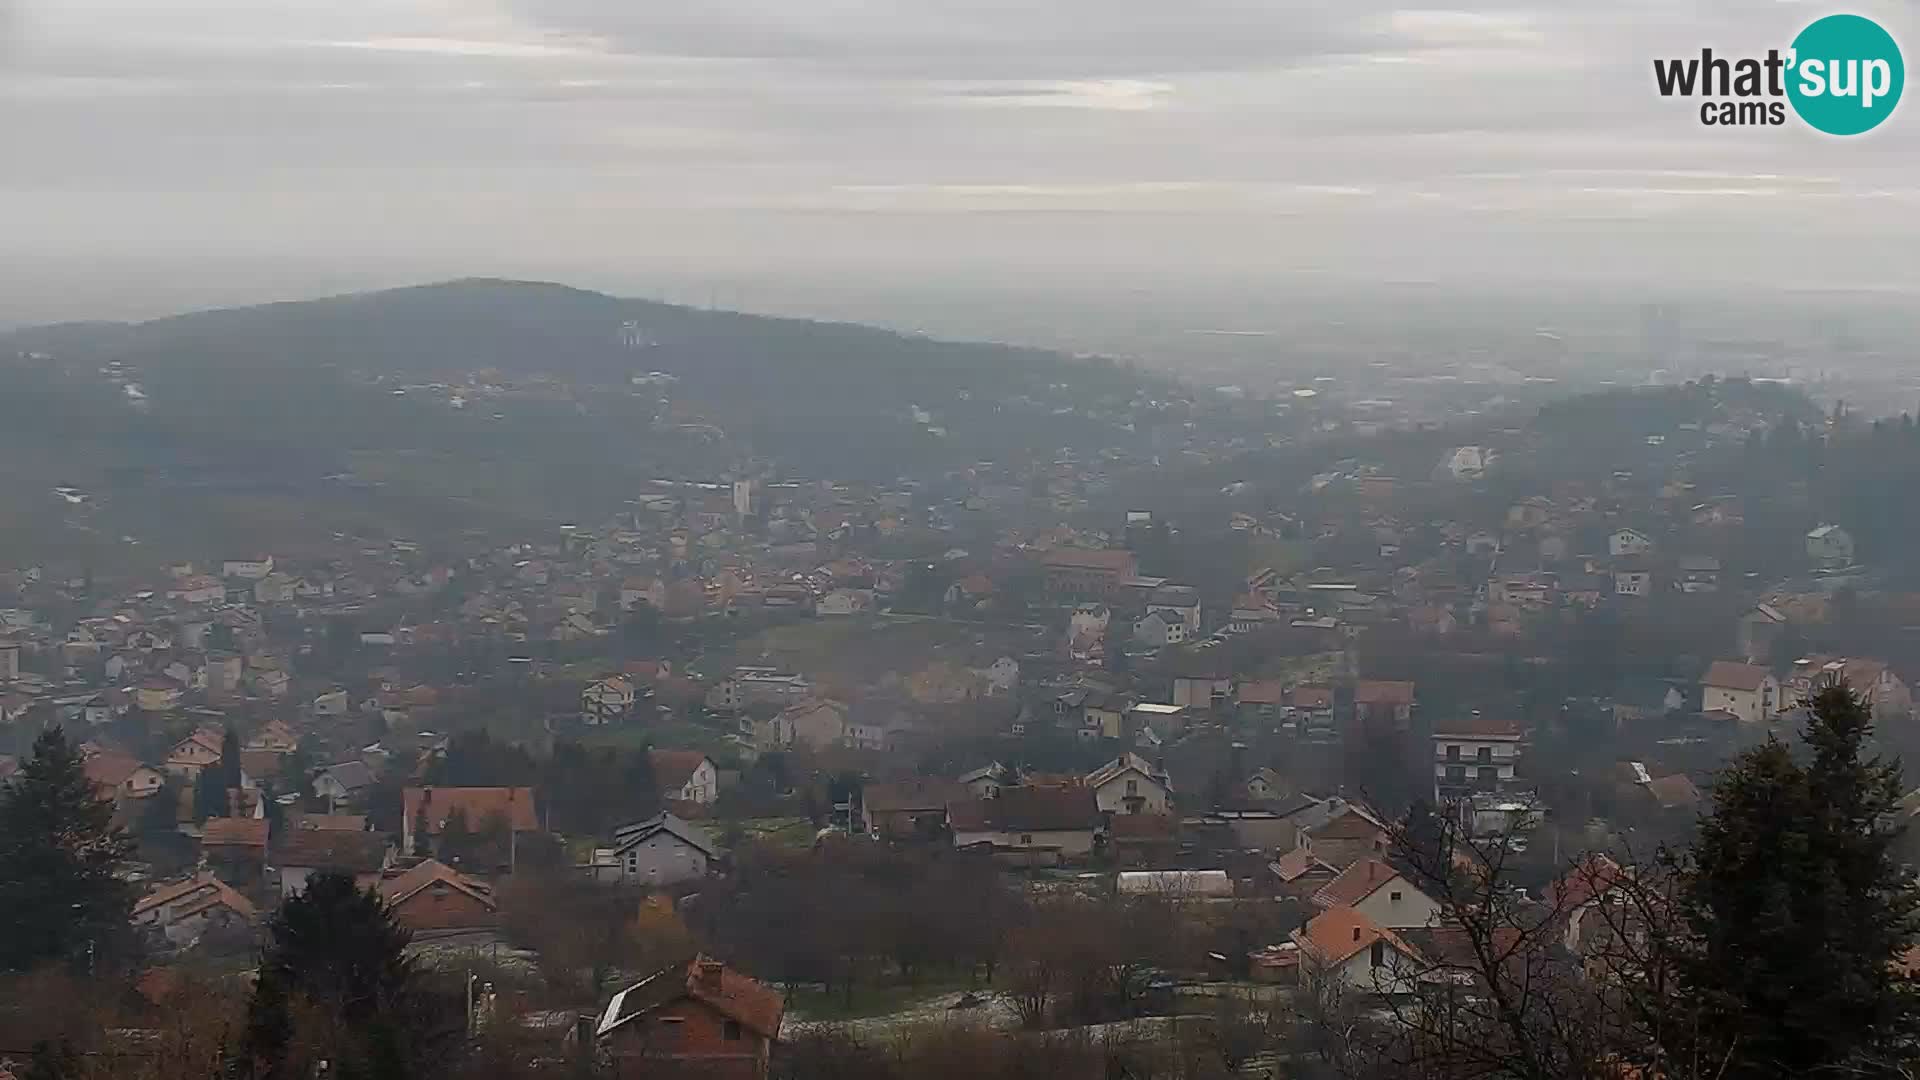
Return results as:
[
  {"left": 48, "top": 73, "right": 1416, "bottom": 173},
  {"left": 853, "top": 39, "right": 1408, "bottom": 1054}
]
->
[{"left": 5, "top": 0, "right": 1920, "bottom": 315}]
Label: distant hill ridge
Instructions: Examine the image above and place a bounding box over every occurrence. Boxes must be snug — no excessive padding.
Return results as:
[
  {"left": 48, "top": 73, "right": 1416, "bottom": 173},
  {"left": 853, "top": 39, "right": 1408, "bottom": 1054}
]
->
[
  {"left": 3, "top": 277, "right": 1139, "bottom": 390},
  {"left": 0, "top": 281, "right": 1168, "bottom": 559}
]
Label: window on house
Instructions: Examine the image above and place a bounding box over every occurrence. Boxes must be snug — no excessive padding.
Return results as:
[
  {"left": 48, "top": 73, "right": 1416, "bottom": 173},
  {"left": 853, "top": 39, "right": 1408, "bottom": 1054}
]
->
[
  {"left": 724, "top": 1020, "right": 742, "bottom": 1041},
  {"left": 1125, "top": 779, "right": 1138, "bottom": 796},
  {"left": 1445, "top": 744, "right": 1460, "bottom": 761},
  {"left": 1390, "top": 891, "right": 1403, "bottom": 903},
  {"left": 1020, "top": 834, "right": 1033, "bottom": 845},
  {"left": 1370, "top": 941, "right": 1385, "bottom": 967},
  {"left": 1445, "top": 765, "right": 1466, "bottom": 783},
  {"left": 1478, "top": 766, "right": 1498, "bottom": 784},
  {"left": 1476, "top": 746, "right": 1493, "bottom": 763}
]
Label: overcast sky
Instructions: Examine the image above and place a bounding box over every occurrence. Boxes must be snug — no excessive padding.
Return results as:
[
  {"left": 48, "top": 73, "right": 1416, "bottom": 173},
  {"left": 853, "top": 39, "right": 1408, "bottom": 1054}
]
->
[{"left": 5, "top": 0, "right": 1920, "bottom": 323}]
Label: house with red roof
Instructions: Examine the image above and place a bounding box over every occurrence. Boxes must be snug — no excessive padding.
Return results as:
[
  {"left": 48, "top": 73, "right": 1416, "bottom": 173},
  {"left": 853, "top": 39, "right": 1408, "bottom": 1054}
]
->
[
  {"left": 1310, "top": 857, "right": 1440, "bottom": 929},
  {"left": 650, "top": 750, "right": 719, "bottom": 806},
  {"left": 200, "top": 817, "right": 269, "bottom": 886},
  {"left": 83, "top": 749, "right": 164, "bottom": 805},
  {"left": 596, "top": 956, "right": 786, "bottom": 1080},
  {"left": 401, "top": 786, "right": 539, "bottom": 856},
  {"left": 1300, "top": 804, "right": 1392, "bottom": 872},
  {"left": 165, "top": 727, "right": 225, "bottom": 779},
  {"left": 1292, "top": 907, "right": 1425, "bottom": 996},
  {"left": 1700, "top": 660, "right": 1780, "bottom": 725},
  {"left": 1038, "top": 547, "right": 1138, "bottom": 600},
  {"left": 132, "top": 871, "right": 258, "bottom": 948},
  {"left": 377, "top": 858, "right": 498, "bottom": 933}
]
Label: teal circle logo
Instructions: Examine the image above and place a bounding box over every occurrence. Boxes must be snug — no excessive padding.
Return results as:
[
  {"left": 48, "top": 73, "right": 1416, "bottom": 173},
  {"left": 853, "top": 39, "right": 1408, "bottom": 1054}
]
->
[{"left": 1787, "top": 14, "right": 1904, "bottom": 135}]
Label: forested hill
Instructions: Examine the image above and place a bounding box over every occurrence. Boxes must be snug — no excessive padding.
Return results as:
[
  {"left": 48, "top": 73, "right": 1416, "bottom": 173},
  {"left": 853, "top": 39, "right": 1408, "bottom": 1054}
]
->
[
  {"left": 2, "top": 278, "right": 1165, "bottom": 436},
  {"left": 0, "top": 280, "right": 1174, "bottom": 564}
]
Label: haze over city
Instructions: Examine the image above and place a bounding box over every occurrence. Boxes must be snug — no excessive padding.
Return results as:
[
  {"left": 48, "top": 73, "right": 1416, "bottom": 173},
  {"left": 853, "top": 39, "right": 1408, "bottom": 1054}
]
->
[{"left": 10, "top": 3, "right": 1920, "bottom": 1079}]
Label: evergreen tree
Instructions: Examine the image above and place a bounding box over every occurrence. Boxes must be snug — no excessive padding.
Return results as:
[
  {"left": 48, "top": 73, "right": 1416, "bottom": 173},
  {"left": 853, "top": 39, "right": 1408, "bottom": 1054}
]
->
[
  {"left": 239, "top": 872, "right": 456, "bottom": 1080},
  {"left": 1675, "top": 685, "right": 1920, "bottom": 1077},
  {"left": 219, "top": 726, "right": 243, "bottom": 794},
  {"left": 21, "top": 1038, "right": 80, "bottom": 1080},
  {"left": 411, "top": 805, "right": 432, "bottom": 857},
  {"left": 193, "top": 764, "right": 229, "bottom": 821},
  {"left": 438, "top": 807, "right": 472, "bottom": 864},
  {"left": 0, "top": 727, "right": 136, "bottom": 972}
]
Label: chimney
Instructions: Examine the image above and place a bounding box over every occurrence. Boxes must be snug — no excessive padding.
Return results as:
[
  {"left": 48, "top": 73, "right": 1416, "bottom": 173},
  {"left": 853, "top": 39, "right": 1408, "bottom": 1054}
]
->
[{"left": 697, "top": 958, "right": 726, "bottom": 992}]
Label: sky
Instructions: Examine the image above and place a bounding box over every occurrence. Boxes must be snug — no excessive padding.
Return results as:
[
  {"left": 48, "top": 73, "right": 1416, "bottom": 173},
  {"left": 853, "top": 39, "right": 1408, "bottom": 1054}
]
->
[{"left": 5, "top": 0, "right": 1920, "bottom": 325}]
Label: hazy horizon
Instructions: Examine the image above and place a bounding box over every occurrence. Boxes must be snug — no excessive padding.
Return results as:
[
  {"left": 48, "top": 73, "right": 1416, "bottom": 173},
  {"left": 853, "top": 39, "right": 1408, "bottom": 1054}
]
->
[{"left": 7, "top": 0, "right": 1920, "bottom": 335}]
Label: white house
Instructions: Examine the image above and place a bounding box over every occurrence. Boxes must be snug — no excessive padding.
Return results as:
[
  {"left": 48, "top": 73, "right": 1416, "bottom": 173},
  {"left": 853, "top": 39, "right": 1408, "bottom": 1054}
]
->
[
  {"left": 1144, "top": 585, "right": 1202, "bottom": 635},
  {"left": 165, "top": 728, "right": 225, "bottom": 780},
  {"left": 221, "top": 556, "right": 275, "bottom": 580},
  {"left": 167, "top": 575, "right": 226, "bottom": 605},
  {"left": 312, "top": 761, "right": 375, "bottom": 806},
  {"left": 619, "top": 577, "right": 667, "bottom": 611},
  {"left": 1294, "top": 907, "right": 1425, "bottom": 997},
  {"left": 1133, "top": 612, "right": 1186, "bottom": 648},
  {"left": 1085, "top": 752, "right": 1172, "bottom": 815},
  {"left": 1068, "top": 604, "right": 1111, "bottom": 641},
  {"left": 1807, "top": 524, "right": 1854, "bottom": 567},
  {"left": 595, "top": 812, "right": 716, "bottom": 886},
  {"left": 815, "top": 588, "right": 875, "bottom": 617},
  {"left": 1608, "top": 528, "right": 1654, "bottom": 557},
  {"left": 650, "top": 750, "right": 720, "bottom": 805},
  {"left": 1431, "top": 714, "right": 1522, "bottom": 800},
  {"left": 1612, "top": 568, "right": 1652, "bottom": 597},
  {"left": 1310, "top": 857, "right": 1443, "bottom": 929},
  {"left": 582, "top": 675, "right": 637, "bottom": 724},
  {"left": 979, "top": 657, "right": 1020, "bottom": 695},
  {"left": 1700, "top": 660, "right": 1780, "bottom": 724}
]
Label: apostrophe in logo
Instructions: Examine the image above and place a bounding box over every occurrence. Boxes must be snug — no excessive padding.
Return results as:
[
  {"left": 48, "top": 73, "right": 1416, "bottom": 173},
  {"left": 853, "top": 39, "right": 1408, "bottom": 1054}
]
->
[
  {"left": 1786, "top": 14, "right": 1903, "bottom": 135},
  {"left": 1653, "top": 14, "right": 1904, "bottom": 135}
]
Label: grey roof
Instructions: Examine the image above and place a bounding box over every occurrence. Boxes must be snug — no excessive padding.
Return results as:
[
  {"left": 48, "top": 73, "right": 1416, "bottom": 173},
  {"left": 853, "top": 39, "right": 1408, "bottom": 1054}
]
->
[
  {"left": 610, "top": 811, "right": 717, "bottom": 858},
  {"left": 319, "top": 760, "right": 374, "bottom": 791}
]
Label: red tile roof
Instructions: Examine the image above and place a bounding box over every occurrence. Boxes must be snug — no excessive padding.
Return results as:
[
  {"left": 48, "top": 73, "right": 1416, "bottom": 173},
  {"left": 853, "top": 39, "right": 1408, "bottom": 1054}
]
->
[
  {"left": 1290, "top": 686, "right": 1334, "bottom": 709},
  {"left": 83, "top": 749, "right": 148, "bottom": 790},
  {"left": 1272, "top": 846, "right": 1334, "bottom": 883},
  {"left": 378, "top": 858, "right": 495, "bottom": 911},
  {"left": 1296, "top": 907, "right": 1419, "bottom": 967},
  {"left": 648, "top": 750, "right": 713, "bottom": 791},
  {"left": 133, "top": 871, "right": 258, "bottom": 921},
  {"left": 1547, "top": 854, "right": 1627, "bottom": 912},
  {"left": 1355, "top": 681, "right": 1415, "bottom": 706},
  {"left": 1309, "top": 806, "right": 1390, "bottom": 842},
  {"left": 201, "top": 817, "right": 268, "bottom": 850},
  {"left": 1311, "top": 857, "right": 1403, "bottom": 909},
  {"left": 863, "top": 777, "right": 969, "bottom": 815},
  {"left": 402, "top": 786, "right": 539, "bottom": 834},
  {"left": 1702, "top": 660, "right": 1770, "bottom": 692},
  {"left": 684, "top": 957, "right": 786, "bottom": 1038},
  {"left": 599, "top": 956, "right": 786, "bottom": 1041},
  {"left": 1039, "top": 547, "right": 1137, "bottom": 573},
  {"left": 287, "top": 813, "right": 368, "bottom": 832},
  {"left": 276, "top": 828, "right": 389, "bottom": 873},
  {"left": 1237, "top": 680, "right": 1286, "bottom": 706}
]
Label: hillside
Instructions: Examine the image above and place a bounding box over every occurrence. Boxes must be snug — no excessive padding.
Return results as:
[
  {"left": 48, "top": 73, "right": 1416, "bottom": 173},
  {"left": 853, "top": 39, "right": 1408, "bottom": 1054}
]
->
[{"left": 0, "top": 280, "right": 1171, "bottom": 565}]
